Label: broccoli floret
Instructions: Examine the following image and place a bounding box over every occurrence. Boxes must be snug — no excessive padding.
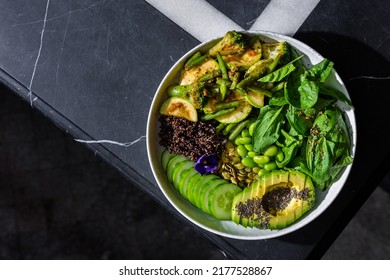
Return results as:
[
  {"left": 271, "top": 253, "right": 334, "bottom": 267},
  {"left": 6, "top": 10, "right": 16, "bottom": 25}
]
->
[
  {"left": 166, "top": 82, "right": 206, "bottom": 109},
  {"left": 262, "top": 41, "right": 291, "bottom": 66},
  {"left": 209, "top": 31, "right": 248, "bottom": 57}
]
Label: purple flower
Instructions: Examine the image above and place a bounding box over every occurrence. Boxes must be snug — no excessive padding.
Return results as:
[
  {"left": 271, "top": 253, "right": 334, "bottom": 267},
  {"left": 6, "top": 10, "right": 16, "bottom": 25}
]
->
[{"left": 194, "top": 154, "right": 219, "bottom": 175}]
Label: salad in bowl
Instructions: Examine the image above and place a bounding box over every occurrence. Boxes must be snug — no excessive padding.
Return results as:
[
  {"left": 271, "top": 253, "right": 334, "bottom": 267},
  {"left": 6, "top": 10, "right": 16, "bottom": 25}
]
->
[{"left": 147, "top": 31, "right": 355, "bottom": 239}]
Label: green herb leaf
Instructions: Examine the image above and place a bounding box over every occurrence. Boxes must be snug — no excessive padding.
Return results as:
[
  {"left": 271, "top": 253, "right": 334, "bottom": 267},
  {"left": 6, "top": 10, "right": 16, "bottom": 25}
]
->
[
  {"left": 252, "top": 105, "right": 285, "bottom": 154},
  {"left": 275, "top": 130, "right": 302, "bottom": 168},
  {"left": 298, "top": 72, "right": 319, "bottom": 109},
  {"left": 286, "top": 105, "right": 313, "bottom": 136},
  {"left": 319, "top": 85, "right": 354, "bottom": 108},
  {"left": 307, "top": 58, "right": 334, "bottom": 82},
  {"left": 259, "top": 63, "right": 296, "bottom": 83},
  {"left": 269, "top": 91, "right": 289, "bottom": 106},
  {"left": 306, "top": 136, "right": 335, "bottom": 190}
]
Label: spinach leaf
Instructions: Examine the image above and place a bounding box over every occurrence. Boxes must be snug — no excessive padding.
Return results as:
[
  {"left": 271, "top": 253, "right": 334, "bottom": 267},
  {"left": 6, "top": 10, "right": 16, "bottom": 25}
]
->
[
  {"left": 286, "top": 105, "right": 313, "bottom": 136},
  {"left": 275, "top": 130, "right": 302, "bottom": 168},
  {"left": 319, "top": 84, "right": 354, "bottom": 108},
  {"left": 259, "top": 55, "right": 304, "bottom": 83},
  {"left": 329, "top": 154, "right": 353, "bottom": 183},
  {"left": 298, "top": 72, "right": 319, "bottom": 109},
  {"left": 252, "top": 105, "right": 285, "bottom": 154},
  {"left": 311, "top": 108, "right": 338, "bottom": 136},
  {"left": 258, "top": 63, "right": 296, "bottom": 83},
  {"left": 306, "top": 136, "right": 335, "bottom": 190},
  {"left": 269, "top": 90, "right": 289, "bottom": 106},
  {"left": 307, "top": 58, "right": 334, "bottom": 82}
]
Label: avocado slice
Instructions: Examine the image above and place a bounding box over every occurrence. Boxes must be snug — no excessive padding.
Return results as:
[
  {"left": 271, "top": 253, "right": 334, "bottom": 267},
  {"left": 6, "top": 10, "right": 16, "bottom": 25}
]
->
[{"left": 231, "top": 170, "right": 315, "bottom": 230}]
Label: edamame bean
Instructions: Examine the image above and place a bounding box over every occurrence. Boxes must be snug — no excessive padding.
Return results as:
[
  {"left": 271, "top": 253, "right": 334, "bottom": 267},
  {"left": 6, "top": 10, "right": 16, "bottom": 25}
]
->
[
  {"left": 263, "top": 145, "right": 278, "bottom": 157},
  {"left": 276, "top": 150, "right": 284, "bottom": 162},
  {"left": 247, "top": 151, "right": 257, "bottom": 158},
  {"left": 235, "top": 137, "right": 252, "bottom": 145},
  {"left": 241, "top": 157, "right": 257, "bottom": 168},
  {"left": 241, "top": 129, "right": 250, "bottom": 137},
  {"left": 264, "top": 161, "right": 277, "bottom": 171},
  {"left": 244, "top": 144, "right": 253, "bottom": 151},
  {"left": 253, "top": 155, "right": 270, "bottom": 165},
  {"left": 257, "top": 169, "right": 269, "bottom": 178},
  {"left": 248, "top": 122, "right": 257, "bottom": 136},
  {"left": 236, "top": 145, "right": 247, "bottom": 157}
]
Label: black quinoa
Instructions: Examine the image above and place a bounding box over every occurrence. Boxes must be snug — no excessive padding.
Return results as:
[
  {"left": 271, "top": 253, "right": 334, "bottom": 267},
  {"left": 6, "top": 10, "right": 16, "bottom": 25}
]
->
[{"left": 159, "top": 115, "right": 226, "bottom": 161}]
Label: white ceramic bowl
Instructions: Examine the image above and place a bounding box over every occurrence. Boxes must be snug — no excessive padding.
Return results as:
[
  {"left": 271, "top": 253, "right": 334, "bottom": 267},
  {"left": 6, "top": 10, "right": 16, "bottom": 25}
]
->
[{"left": 146, "top": 31, "right": 356, "bottom": 240}]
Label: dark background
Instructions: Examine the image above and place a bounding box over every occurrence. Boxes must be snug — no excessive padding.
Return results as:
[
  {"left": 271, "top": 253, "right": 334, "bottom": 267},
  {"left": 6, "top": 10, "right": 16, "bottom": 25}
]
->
[{"left": 1, "top": 83, "right": 389, "bottom": 259}]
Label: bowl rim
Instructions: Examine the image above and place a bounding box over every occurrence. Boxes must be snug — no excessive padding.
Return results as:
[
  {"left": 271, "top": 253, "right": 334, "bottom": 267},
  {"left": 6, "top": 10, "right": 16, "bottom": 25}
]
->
[{"left": 146, "top": 30, "right": 357, "bottom": 240}]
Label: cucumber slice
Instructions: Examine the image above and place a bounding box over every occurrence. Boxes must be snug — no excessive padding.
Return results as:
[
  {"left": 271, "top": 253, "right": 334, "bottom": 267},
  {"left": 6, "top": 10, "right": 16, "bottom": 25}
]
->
[
  {"left": 187, "top": 174, "right": 204, "bottom": 206},
  {"left": 179, "top": 169, "right": 198, "bottom": 200},
  {"left": 209, "top": 183, "right": 242, "bottom": 220},
  {"left": 199, "top": 179, "right": 226, "bottom": 214},
  {"left": 166, "top": 155, "right": 187, "bottom": 183},
  {"left": 194, "top": 175, "right": 220, "bottom": 209},
  {"left": 161, "top": 149, "right": 176, "bottom": 172},
  {"left": 172, "top": 161, "right": 194, "bottom": 190}
]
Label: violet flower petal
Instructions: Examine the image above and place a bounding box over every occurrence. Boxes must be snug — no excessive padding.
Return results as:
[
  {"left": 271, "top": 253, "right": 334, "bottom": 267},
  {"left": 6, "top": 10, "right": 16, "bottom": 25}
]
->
[{"left": 194, "top": 154, "right": 218, "bottom": 175}]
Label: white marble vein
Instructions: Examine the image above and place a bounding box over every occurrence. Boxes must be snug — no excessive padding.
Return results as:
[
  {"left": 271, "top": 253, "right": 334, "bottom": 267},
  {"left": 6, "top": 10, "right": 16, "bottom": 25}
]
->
[
  {"left": 27, "top": 0, "right": 51, "bottom": 106},
  {"left": 74, "top": 135, "right": 146, "bottom": 147}
]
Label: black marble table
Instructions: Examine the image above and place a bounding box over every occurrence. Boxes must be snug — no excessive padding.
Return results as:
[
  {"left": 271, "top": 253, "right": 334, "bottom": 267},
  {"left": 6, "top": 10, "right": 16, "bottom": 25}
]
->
[{"left": 0, "top": 0, "right": 389, "bottom": 259}]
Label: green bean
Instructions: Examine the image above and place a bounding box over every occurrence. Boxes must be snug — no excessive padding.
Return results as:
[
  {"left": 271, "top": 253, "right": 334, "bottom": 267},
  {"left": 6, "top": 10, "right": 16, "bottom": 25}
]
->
[
  {"left": 223, "top": 123, "right": 237, "bottom": 135},
  {"left": 185, "top": 51, "right": 201, "bottom": 68},
  {"left": 185, "top": 54, "right": 208, "bottom": 68},
  {"left": 235, "top": 88, "right": 247, "bottom": 95},
  {"left": 247, "top": 86, "right": 273, "bottom": 98},
  {"left": 228, "top": 120, "right": 250, "bottom": 141},
  {"left": 263, "top": 145, "right": 279, "bottom": 157},
  {"left": 200, "top": 108, "right": 235, "bottom": 121},
  {"left": 230, "top": 72, "right": 240, "bottom": 89},
  {"left": 216, "top": 52, "right": 228, "bottom": 80},
  {"left": 270, "top": 82, "right": 285, "bottom": 93},
  {"left": 219, "top": 80, "right": 228, "bottom": 101},
  {"left": 199, "top": 72, "right": 219, "bottom": 82},
  {"left": 215, "top": 101, "right": 240, "bottom": 111},
  {"left": 216, "top": 123, "right": 226, "bottom": 133}
]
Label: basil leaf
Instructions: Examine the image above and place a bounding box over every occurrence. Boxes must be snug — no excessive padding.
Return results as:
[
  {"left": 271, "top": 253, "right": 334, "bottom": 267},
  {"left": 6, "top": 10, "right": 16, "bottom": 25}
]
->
[
  {"left": 252, "top": 105, "right": 285, "bottom": 154},
  {"left": 286, "top": 105, "right": 313, "bottom": 136},
  {"left": 311, "top": 107, "right": 338, "bottom": 136},
  {"left": 275, "top": 130, "right": 302, "bottom": 168},
  {"left": 319, "top": 85, "right": 354, "bottom": 108},
  {"left": 329, "top": 154, "right": 353, "bottom": 182},
  {"left": 307, "top": 58, "right": 334, "bottom": 82},
  {"left": 269, "top": 91, "right": 289, "bottom": 106},
  {"left": 258, "top": 63, "right": 296, "bottom": 82},
  {"left": 298, "top": 72, "right": 319, "bottom": 109},
  {"left": 306, "top": 136, "right": 335, "bottom": 190}
]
